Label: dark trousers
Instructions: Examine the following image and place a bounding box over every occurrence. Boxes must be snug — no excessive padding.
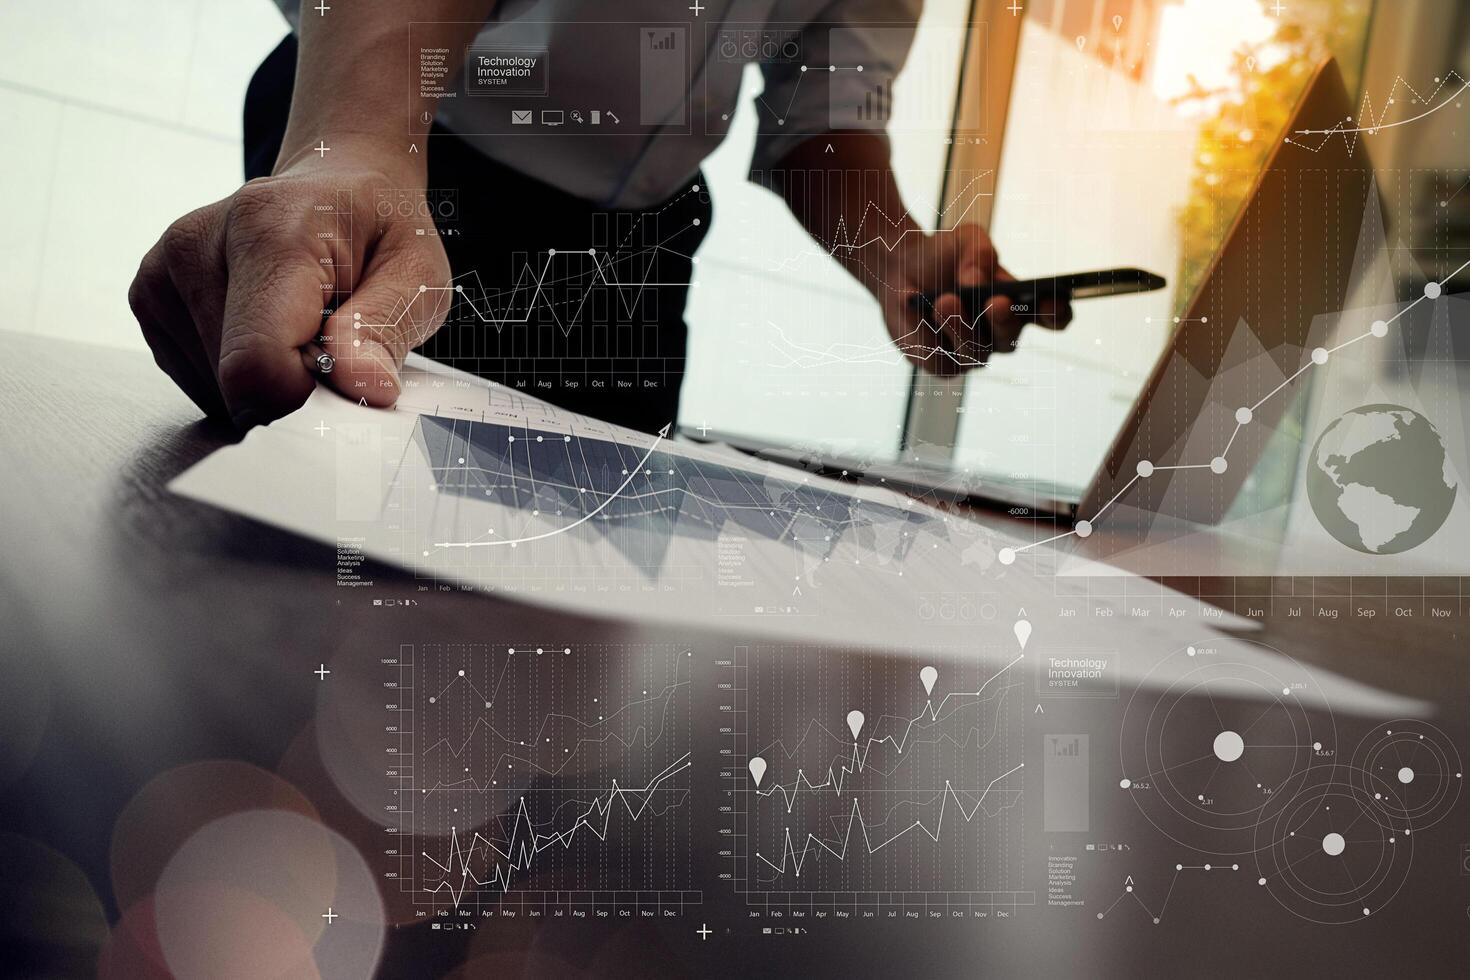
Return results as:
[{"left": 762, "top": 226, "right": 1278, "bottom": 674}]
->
[{"left": 244, "top": 37, "right": 711, "bottom": 435}]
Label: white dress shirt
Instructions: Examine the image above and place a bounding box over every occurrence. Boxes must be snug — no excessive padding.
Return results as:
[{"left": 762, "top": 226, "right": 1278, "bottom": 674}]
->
[{"left": 273, "top": 0, "right": 919, "bottom": 208}]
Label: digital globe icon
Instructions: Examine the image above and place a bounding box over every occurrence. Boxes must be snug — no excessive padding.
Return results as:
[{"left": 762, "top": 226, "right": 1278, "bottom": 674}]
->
[{"left": 1306, "top": 404, "right": 1456, "bottom": 555}]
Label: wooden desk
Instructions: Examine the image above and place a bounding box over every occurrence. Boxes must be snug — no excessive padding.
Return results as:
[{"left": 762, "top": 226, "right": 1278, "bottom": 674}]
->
[{"left": 2, "top": 333, "right": 1465, "bottom": 977}]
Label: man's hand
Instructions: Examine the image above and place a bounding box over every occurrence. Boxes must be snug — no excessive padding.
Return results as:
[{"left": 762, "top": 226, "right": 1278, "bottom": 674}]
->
[
  {"left": 870, "top": 222, "right": 1072, "bottom": 378},
  {"left": 774, "top": 135, "right": 1071, "bottom": 379},
  {"left": 129, "top": 139, "right": 451, "bottom": 428}
]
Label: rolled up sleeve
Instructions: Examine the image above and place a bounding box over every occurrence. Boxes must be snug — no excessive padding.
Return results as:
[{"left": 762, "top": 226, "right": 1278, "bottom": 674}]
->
[{"left": 750, "top": 0, "right": 922, "bottom": 175}]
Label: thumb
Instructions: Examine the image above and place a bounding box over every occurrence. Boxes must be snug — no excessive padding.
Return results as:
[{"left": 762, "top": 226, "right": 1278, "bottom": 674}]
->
[
  {"left": 321, "top": 237, "right": 451, "bottom": 407},
  {"left": 951, "top": 222, "right": 997, "bottom": 288}
]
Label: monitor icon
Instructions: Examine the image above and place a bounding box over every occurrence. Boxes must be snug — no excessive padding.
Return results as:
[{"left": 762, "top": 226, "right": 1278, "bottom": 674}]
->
[{"left": 541, "top": 109, "right": 564, "bottom": 126}]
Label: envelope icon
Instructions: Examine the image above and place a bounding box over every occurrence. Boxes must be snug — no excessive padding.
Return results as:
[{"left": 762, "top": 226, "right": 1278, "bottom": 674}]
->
[{"left": 511, "top": 109, "right": 533, "bottom": 125}]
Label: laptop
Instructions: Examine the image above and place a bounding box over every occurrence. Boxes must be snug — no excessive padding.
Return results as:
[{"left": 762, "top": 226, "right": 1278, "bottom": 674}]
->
[{"left": 688, "top": 57, "right": 1372, "bottom": 529}]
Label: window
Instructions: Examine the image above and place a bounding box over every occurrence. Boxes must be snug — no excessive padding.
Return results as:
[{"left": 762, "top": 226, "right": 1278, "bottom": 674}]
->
[
  {"left": 680, "top": 0, "right": 978, "bottom": 459},
  {"left": 945, "top": 0, "right": 1374, "bottom": 491}
]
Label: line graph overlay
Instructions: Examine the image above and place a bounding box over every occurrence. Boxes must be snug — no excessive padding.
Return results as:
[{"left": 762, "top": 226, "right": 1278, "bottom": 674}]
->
[
  {"left": 722, "top": 646, "right": 1032, "bottom": 913},
  {"left": 430, "top": 423, "right": 671, "bottom": 549},
  {"left": 1290, "top": 71, "right": 1467, "bottom": 151},
  {"left": 389, "top": 643, "right": 699, "bottom": 914},
  {"left": 1001, "top": 247, "right": 1470, "bottom": 566},
  {"left": 391, "top": 408, "right": 957, "bottom": 591}
]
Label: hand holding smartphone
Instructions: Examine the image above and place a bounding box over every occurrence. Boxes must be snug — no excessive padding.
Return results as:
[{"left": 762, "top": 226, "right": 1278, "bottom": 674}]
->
[{"left": 921, "top": 267, "right": 1167, "bottom": 321}]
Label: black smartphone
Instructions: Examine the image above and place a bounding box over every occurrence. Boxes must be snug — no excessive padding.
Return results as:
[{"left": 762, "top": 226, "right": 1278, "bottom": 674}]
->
[{"left": 920, "top": 267, "right": 1167, "bottom": 319}]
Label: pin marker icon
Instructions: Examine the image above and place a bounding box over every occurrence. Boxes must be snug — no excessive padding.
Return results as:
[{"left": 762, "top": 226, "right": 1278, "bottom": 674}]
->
[
  {"left": 1111, "top": 14, "right": 1123, "bottom": 30},
  {"left": 847, "top": 710, "right": 865, "bottom": 741},
  {"left": 920, "top": 666, "right": 938, "bottom": 696},
  {"left": 1076, "top": 35, "right": 1086, "bottom": 51},
  {"left": 1014, "top": 619, "right": 1032, "bottom": 650},
  {"left": 749, "top": 757, "right": 767, "bottom": 787},
  {"left": 1246, "top": 56, "right": 1256, "bottom": 71}
]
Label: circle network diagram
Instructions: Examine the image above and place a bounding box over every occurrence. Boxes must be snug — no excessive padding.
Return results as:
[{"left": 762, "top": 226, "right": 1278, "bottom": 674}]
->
[{"left": 1119, "top": 637, "right": 1462, "bottom": 924}]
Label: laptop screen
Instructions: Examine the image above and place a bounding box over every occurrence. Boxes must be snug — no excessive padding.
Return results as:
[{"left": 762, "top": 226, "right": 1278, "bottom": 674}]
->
[{"left": 949, "top": 8, "right": 1369, "bottom": 497}]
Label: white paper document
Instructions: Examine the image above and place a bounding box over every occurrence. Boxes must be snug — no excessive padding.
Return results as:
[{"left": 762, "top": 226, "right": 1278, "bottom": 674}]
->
[{"left": 171, "top": 355, "right": 1272, "bottom": 662}]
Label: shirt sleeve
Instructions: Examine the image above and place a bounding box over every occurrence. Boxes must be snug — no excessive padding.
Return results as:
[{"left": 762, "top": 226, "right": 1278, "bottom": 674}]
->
[{"left": 750, "top": 0, "right": 923, "bottom": 176}]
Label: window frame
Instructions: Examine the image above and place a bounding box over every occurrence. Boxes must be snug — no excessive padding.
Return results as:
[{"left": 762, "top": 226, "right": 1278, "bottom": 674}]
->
[{"left": 901, "top": 0, "right": 1026, "bottom": 459}]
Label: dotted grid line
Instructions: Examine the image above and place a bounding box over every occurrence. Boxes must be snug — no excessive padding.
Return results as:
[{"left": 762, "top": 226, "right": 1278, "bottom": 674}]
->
[
  {"left": 742, "top": 648, "right": 1024, "bottom": 899},
  {"left": 413, "top": 644, "right": 694, "bottom": 908},
  {"left": 998, "top": 257, "right": 1470, "bottom": 566}
]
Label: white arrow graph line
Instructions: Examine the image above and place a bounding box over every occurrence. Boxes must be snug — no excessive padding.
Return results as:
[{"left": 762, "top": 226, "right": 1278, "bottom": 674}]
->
[
  {"left": 431, "top": 422, "right": 671, "bottom": 549},
  {"left": 756, "top": 654, "right": 1024, "bottom": 809},
  {"left": 1004, "top": 256, "right": 1470, "bottom": 561},
  {"left": 1296, "top": 78, "right": 1468, "bottom": 137},
  {"left": 754, "top": 764, "right": 1025, "bottom": 878},
  {"left": 422, "top": 753, "right": 691, "bottom": 906}
]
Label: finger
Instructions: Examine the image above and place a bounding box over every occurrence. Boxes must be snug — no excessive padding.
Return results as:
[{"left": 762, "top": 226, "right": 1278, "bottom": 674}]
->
[
  {"left": 895, "top": 293, "right": 943, "bottom": 375},
  {"left": 1033, "top": 298, "right": 1074, "bottom": 330},
  {"left": 990, "top": 266, "right": 1027, "bottom": 320},
  {"left": 932, "top": 292, "right": 976, "bottom": 375},
  {"left": 139, "top": 316, "right": 228, "bottom": 418},
  {"left": 158, "top": 201, "right": 231, "bottom": 370},
  {"left": 983, "top": 293, "right": 1024, "bottom": 356},
  {"left": 129, "top": 247, "right": 227, "bottom": 417},
  {"left": 216, "top": 252, "right": 325, "bottom": 428},
  {"left": 1040, "top": 296, "right": 1076, "bottom": 332},
  {"left": 135, "top": 236, "right": 218, "bottom": 386},
  {"left": 954, "top": 225, "right": 999, "bottom": 289},
  {"left": 321, "top": 235, "right": 450, "bottom": 407}
]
